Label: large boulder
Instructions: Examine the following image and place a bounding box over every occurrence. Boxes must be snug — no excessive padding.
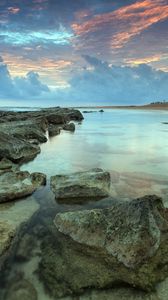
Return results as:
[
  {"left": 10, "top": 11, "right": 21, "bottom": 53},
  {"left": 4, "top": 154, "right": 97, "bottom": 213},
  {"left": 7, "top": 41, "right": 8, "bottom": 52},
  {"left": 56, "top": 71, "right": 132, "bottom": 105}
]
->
[
  {"left": 38, "top": 195, "right": 168, "bottom": 298},
  {"left": 50, "top": 168, "right": 111, "bottom": 203},
  {"left": 0, "top": 170, "right": 46, "bottom": 203},
  {"left": 0, "top": 132, "right": 40, "bottom": 163}
]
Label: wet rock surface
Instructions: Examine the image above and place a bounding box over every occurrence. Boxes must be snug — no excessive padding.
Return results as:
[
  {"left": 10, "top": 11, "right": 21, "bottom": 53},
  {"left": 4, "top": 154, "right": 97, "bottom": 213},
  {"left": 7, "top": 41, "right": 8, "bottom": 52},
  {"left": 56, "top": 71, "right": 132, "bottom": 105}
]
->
[
  {"left": 4, "top": 278, "right": 37, "bottom": 300},
  {"left": 0, "top": 197, "right": 39, "bottom": 271},
  {"left": 38, "top": 195, "right": 168, "bottom": 298},
  {"left": 50, "top": 168, "right": 111, "bottom": 203},
  {"left": 0, "top": 107, "right": 84, "bottom": 164},
  {"left": 63, "top": 122, "right": 75, "bottom": 131},
  {"left": 0, "top": 169, "right": 46, "bottom": 203}
]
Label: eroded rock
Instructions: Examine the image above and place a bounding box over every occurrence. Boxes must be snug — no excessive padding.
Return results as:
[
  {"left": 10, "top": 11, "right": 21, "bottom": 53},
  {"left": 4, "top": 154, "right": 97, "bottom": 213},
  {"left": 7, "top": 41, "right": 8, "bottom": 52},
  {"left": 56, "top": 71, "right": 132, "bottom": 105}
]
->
[
  {"left": 38, "top": 195, "right": 168, "bottom": 298},
  {"left": 50, "top": 168, "right": 111, "bottom": 203},
  {"left": 0, "top": 132, "right": 40, "bottom": 163},
  {"left": 63, "top": 122, "right": 75, "bottom": 132},
  {"left": 0, "top": 170, "right": 46, "bottom": 203}
]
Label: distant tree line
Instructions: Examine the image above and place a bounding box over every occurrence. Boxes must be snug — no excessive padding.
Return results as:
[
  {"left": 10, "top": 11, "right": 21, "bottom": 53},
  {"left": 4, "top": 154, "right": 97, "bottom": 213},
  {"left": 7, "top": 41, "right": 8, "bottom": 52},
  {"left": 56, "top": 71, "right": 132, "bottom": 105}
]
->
[{"left": 150, "top": 100, "right": 168, "bottom": 104}]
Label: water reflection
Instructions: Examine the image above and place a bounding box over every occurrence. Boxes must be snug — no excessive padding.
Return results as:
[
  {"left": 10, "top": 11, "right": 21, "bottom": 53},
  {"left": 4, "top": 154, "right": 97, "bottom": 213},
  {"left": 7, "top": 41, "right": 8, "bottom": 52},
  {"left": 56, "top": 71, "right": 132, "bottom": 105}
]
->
[{"left": 21, "top": 109, "right": 168, "bottom": 177}]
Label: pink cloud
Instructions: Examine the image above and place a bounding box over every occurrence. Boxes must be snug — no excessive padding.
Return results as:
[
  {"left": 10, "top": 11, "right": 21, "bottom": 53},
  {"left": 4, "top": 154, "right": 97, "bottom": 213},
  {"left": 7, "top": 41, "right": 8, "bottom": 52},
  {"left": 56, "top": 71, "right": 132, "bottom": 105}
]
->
[{"left": 72, "top": 0, "right": 168, "bottom": 49}]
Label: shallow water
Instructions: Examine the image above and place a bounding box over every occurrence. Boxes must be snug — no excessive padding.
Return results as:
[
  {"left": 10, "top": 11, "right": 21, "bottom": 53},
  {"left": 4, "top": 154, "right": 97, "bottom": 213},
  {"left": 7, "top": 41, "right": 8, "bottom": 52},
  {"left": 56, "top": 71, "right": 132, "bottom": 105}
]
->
[
  {"left": 22, "top": 108, "right": 168, "bottom": 177},
  {"left": 1, "top": 108, "right": 168, "bottom": 300}
]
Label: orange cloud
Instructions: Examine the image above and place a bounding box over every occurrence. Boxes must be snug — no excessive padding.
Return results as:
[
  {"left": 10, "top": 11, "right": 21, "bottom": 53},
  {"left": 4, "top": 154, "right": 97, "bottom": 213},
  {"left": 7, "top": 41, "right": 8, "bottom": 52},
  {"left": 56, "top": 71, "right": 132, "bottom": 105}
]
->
[
  {"left": 125, "top": 54, "right": 163, "bottom": 65},
  {"left": 2, "top": 54, "right": 72, "bottom": 82},
  {"left": 72, "top": 0, "right": 168, "bottom": 49}
]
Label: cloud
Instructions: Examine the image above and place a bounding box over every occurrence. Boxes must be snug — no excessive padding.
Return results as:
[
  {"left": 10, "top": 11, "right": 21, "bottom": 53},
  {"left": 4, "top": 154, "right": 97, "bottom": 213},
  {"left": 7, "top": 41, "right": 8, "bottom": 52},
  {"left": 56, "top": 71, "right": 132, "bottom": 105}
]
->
[
  {"left": 0, "top": 54, "right": 168, "bottom": 106},
  {"left": 66, "top": 55, "right": 168, "bottom": 105},
  {"left": 0, "top": 27, "right": 73, "bottom": 46},
  {"left": 0, "top": 56, "right": 50, "bottom": 100},
  {"left": 8, "top": 7, "right": 20, "bottom": 14},
  {"left": 72, "top": 0, "right": 168, "bottom": 49}
]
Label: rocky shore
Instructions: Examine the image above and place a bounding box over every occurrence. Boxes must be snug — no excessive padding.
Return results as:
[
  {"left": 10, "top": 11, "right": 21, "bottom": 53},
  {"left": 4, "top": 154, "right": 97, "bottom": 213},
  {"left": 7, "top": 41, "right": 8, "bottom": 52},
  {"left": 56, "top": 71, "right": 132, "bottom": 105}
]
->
[
  {"left": 0, "top": 107, "right": 84, "bottom": 299},
  {"left": 0, "top": 107, "right": 168, "bottom": 300}
]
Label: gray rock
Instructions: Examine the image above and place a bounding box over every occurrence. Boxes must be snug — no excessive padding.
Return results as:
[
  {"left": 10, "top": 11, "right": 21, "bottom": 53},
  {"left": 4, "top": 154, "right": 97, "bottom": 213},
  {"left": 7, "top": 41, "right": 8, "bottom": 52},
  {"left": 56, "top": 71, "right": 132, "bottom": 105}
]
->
[
  {"left": 50, "top": 168, "right": 111, "bottom": 203},
  {"left": 39, "top": 195, "right": 168, "bottom": 298},
  {"left": 48, "top": 124, "right": 61, "bottom": 137},
  {"left": 0, "top": 170, "right": 46, "bottom": 203},
  {"left": 63, "top": 123, "right": 75, "bottom": 131},
  {"left": 0, "top": 119, "right": 48, "bottom": 143},
  {"left": 0, "top": 132, "right": 40, "bottom": 163}
]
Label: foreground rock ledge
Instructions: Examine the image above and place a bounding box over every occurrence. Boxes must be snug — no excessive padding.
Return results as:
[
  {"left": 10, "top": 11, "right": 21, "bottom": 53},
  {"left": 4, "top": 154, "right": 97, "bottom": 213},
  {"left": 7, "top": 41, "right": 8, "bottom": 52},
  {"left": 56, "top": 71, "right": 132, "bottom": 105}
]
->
[
  {"left": 50, "top": 168, "right": 111, "bottom": 203},
  {"left": 39, "top": 195, "right": 168, "bottom": 298}
]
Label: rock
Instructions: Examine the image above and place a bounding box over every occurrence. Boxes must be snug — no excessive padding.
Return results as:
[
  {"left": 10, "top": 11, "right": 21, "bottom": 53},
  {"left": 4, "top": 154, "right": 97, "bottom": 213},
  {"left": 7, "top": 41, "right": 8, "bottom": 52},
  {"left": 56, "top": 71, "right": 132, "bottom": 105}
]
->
[
  {"left": 45, "top": 113, "right": 66, "bottom": 124},
  {"left": 0, "top": 221, "right": 15, "bottom": 258},
  {"left": 50, "top": 168, "right": 111, "bottom": 203},
  {"left": 39, "top": 195, "right": 168, "bottom": 298},
  {"left": 15, "top": 233, "right": 36, "bottom": 261},
  {"left": 0, "top": 158, "right": 19, "bottom": 174},
  {"left": 4, "top": 279, "right": 37, "bottom": 300},
  {"left": 0, "top": 119, "right": 48, "bottom": 143},
  {"left": 30, "top": 172, "right": 47, "bottom": 187},
  {"left": 0, "top": 132, "right": 40, "bottom": 163},
  {"left": 48, "top": 124, "right": 61, "bottom": 137},
  {"left": 0, "top": 170, "right": 46, "bottom": 203},
  {"left": 83, "top": 111, "right": 95, "bottom": 113},
  {"left": 64, "top": 109, "right": 84, "bottom": 121},
  {"left": 0, "top": 108, "right": 83, "bottom": 164},
  {"left": 63, "top": 122, "right": 75, "bottom": 132},
  {"left": 0, "top": 197, "right": 39, "bottom": 271},
  {"left": 99, "top": 109, "right": 104, "bottom": 113},
  {"left": 78, "top": 287, "right": 158, "bottom": 300}
]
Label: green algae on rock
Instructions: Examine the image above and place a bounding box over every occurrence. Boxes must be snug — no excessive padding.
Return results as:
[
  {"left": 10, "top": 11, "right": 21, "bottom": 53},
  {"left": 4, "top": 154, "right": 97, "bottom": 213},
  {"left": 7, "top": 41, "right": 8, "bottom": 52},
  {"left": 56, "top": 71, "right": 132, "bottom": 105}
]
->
[
  {"left": 50, "top": 168, "right": 111, "bottom": 203},
  {"left": 38, "top": 195, "right": 168, "bottom": 298}
]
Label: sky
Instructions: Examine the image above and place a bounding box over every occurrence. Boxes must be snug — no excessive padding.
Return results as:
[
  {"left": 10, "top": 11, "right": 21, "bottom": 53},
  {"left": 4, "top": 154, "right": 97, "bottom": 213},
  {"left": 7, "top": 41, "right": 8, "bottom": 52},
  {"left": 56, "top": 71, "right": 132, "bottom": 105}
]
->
[{"left": 0, "top": 0, "right": 168, "bottom": 106}]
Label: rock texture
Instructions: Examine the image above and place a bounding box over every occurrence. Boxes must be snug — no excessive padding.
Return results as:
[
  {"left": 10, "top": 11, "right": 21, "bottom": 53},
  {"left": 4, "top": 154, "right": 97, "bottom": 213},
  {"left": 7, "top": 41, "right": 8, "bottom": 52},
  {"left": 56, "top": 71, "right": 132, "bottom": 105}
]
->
[
  {"left": 0, "top": 197, "right": 39, "bottom": 271},
  {"left": 63, "top": 122, "right": 75, "bottom": 131},
  {"left": 0, "top": 132, "right": 40, "bottom": 163},
  {"left": 0, "top": 170, "right": 46, "bottom": 203},
  {"left": 39, "top": 195, "right": 168, "bottom": 298},
  {"left": 4, "top": 279, "right": 37, "bottom": 300},
  {"left": 50, "top": 168, "right": 111, "bottom": 203},
  {"left": 0, "top": 107, "right": 83, "bottom": 164}
]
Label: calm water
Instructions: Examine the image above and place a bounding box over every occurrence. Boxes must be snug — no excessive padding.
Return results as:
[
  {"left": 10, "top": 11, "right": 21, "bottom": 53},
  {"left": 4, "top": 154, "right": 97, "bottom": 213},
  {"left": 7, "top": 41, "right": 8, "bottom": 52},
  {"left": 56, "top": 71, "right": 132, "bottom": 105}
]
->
[
  {"left": 22, "top": 109, "right": 168, "bottom": 177},
  {"left": 1, "top": 108, "right": 168, "bottom": 300}
]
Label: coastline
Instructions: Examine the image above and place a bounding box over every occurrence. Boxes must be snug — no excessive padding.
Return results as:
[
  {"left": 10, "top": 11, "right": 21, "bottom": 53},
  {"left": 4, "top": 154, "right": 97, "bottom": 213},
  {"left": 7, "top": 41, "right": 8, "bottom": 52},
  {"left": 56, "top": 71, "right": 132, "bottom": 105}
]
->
[{"left": 75, "top": 104, "right": 168, "bottom": 110}]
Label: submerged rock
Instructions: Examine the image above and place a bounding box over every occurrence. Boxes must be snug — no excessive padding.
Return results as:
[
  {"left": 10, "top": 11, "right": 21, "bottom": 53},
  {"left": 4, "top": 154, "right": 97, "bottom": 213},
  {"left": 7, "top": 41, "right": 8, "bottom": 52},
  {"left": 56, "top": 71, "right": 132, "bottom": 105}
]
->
[
  {"left": 39, "top": 195, "right": 168, "bottom": 298},
  {"left": 0, "top": 197, "right": 39, "bottom": 271},
  {"left": 4, "top": 279, "right": 37, "bottom": 300},
  {"left": 0, "top": 170, "right": 46, "bottom": 203},
  {"left": 50, "top": 168, "right": 111, "bottom": 203}
]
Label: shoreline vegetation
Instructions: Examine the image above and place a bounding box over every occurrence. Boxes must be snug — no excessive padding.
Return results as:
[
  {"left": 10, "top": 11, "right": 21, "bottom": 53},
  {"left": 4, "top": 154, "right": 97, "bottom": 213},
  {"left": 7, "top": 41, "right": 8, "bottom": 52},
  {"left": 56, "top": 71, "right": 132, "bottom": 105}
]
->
[
  {"left": 0, "top": 107, "right": 168, "bottom": 299},
  {"left": 75, "top": 102, "right": 168, "bottom": 110}
]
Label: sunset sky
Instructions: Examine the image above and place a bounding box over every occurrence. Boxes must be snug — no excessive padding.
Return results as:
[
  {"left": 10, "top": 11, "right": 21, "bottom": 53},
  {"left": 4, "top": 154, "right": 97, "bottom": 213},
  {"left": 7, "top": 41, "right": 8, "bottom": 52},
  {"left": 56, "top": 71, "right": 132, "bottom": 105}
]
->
[{"left": 0, "top": 0, "right": 168, "bottom": 106}]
